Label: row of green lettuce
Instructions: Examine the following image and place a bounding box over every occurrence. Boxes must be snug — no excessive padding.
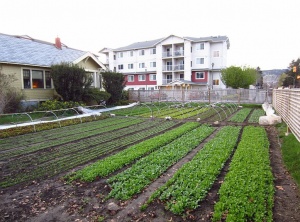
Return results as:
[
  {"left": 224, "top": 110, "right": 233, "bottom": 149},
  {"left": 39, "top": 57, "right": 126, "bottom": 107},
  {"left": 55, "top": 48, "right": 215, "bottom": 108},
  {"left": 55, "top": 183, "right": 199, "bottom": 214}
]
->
[
  {"left": 143, "top": 126, "right": 241, "bottom": 214},
  {"left": 212, "top": 126, "right": 274, "bottom": 221},
  {"left": 65, "top": 124, "right": 274, "bottom": 221}
]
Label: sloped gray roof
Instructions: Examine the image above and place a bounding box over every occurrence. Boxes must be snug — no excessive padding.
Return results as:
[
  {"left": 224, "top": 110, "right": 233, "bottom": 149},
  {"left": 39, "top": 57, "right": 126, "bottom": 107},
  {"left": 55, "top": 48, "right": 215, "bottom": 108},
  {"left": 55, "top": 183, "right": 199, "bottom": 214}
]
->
[
  {"left": 112, "top": 35, "right": 229, "bottom": 51},
  {"left": 184, "top": 35, "right": 228, "bottom": 42},
  {"left": 0, "top": 33, "right": 86, "bottom": 67},
  {"left": 114, "top": 38, "right": 164, "bottom": 51}
]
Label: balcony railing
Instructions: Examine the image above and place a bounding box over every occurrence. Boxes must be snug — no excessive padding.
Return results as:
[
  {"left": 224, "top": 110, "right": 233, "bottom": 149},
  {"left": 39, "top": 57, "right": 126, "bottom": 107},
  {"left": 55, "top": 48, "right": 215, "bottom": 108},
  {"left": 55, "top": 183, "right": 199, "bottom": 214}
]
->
[
  {"left": 162, "top": 52, "right": 173, "bottom": 58},
  {"left": 162, "top": 79, "right": 173, "bottom": 84},
  {"left": 162, "top": 78, "right": 185, "bottom": 85},
  {"left": 173, "top": 50, "right": 184, "bottom": 57},
  {"left": 162, "top": 65, "right": 173, "bottom": 71},
  {"left": 162, "top": 65, "right": 184, "bottom": 71},
  {"left": 174, "top": 65, "right": 184, "bottom": 71}
]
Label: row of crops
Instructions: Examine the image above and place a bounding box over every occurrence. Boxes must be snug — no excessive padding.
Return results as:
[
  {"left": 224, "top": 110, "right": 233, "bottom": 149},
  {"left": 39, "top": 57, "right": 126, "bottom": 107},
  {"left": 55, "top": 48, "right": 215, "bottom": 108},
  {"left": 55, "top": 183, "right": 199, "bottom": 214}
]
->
[
  {"left": 110, "top": 102, "right": 264, "bottom": 123},
  {"left": 0, "top": 118, "right": 180, "bottom": 187},
  {"left": 0, "top": 104, "right": 272, "bottom": 221},
  {"left": 62, "top": 122, "right": 273, "bottom": 221}
]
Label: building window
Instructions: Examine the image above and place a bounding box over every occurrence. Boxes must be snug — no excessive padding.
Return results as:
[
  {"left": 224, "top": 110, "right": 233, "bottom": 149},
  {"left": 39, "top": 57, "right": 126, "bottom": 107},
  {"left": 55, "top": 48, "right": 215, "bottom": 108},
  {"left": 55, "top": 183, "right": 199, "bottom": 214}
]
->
[
  {"left": 196, "top": 72, "right": 204, "bottom": 79},
  {"left": 45, "top": 71, "right": 52, "bottom": 88},
  {"left": 113, "top": 55, "right": 116, "bottom": 60},
  {"left": 129, "top": 51, "right": 134, "bottom": 57},
  {"left": 128, "top": 64, "right": 134, "bottom": 69},
  {"left": 32, "top": 70, "right": 44, "bottom": 88},
  {"left": 138, "top": 75, "right": 146, "bottom": 81},
  {"left": 139, "top": 63, "right": 145, "bottom": 68},
  {"left": 148, "top": 87, "right": 155, "bottom": 90},
  {"left": 150, "top": 74, "right": 156, "bottom": 81},
  {"left": 196, "top": 43, "right": 204, "bottom": 50},
  {"left": 139, "top": 50, "right": 145, "bottom": 56},
  {"left": 118, "top": 52, "right": 123, "bottom": 58},
  {"left": 128, "top": 75, "right": 134, "bottom": 82},
  {"left": 23, "top": 69, "right": 31, "bottom": 88},
  {"left": 213, "top": 51, "right": 220, "bottom": 57},
  {"left": 196, "top": 58, "right": 204, "bottom": 64},
  {"left": 150, "top": 48, "right": 156, "bottom": 54},
  {"left": 118, "top": 64, "right": 124, "bottom": 70},
  {"left": 213, "top": 79, "right": 220, "bottom": 85},
  {"left": 23, "top": 69, "right": 51, "bottom": 89},
  {"left": 150, "top": 62, "right": 156, "bottom": 68}
]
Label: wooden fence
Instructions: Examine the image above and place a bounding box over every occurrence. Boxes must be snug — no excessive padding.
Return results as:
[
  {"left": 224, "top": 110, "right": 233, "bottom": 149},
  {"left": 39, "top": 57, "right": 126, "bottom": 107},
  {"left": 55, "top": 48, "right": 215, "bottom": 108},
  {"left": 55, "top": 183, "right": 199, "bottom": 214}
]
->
[{"left": 273, "top": 89, "right": 300, "bottom": 142}]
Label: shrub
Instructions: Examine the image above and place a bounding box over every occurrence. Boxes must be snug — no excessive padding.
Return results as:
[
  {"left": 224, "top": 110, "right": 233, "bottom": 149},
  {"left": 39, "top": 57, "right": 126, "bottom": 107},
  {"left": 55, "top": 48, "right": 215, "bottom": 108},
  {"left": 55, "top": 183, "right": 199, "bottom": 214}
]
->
[
  {"left": 37, "top": 100, "right": 85, "bottom": 111},
  {"left": 83, "top": 88, "right": 111, "bottom": 105}
]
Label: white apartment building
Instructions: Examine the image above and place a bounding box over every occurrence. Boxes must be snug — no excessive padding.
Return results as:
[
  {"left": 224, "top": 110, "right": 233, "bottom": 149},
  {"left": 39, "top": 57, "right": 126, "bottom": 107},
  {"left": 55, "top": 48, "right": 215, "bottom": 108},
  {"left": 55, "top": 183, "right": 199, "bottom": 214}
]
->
[{"left": 99, "top": 35, "right": 230, "bottom": 90}]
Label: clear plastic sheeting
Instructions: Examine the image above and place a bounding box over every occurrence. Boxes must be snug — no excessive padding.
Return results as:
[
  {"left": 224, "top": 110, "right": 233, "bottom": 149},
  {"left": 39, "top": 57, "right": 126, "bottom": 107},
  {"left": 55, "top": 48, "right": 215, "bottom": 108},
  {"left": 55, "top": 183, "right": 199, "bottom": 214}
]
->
[{"left": 259, "top": 102, "right": 282, "bottom": 126}]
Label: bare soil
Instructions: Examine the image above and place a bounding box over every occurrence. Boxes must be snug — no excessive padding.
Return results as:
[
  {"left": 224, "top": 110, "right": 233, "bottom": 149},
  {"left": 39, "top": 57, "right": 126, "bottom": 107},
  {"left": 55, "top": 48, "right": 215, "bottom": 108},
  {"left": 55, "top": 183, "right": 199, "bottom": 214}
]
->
[{"left": 0, "top": 125, "right": 299, "bottom": 222}]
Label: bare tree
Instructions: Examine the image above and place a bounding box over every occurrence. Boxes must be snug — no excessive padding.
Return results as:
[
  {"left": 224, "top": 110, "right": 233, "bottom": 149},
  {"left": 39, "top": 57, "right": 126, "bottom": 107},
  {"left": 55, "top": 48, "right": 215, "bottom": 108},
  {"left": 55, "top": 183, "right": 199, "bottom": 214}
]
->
[{"left": 0, "top": 71, "right": 23, "bottom": 114}]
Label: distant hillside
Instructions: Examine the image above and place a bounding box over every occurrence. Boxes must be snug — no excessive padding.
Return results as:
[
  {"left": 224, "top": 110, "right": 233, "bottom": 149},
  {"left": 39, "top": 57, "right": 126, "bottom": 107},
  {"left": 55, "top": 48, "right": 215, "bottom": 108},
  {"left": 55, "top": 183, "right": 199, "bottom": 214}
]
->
[{"left": 262, "top": 69, "right": 288, "bottom": 76}]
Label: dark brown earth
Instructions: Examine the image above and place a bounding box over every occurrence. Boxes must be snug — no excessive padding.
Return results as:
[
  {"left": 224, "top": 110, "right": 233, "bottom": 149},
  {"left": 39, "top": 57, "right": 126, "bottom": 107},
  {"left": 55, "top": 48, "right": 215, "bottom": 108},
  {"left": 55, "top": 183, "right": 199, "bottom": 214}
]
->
[{"left": 0, "top": 125, "right": 299, "bottom": 222}]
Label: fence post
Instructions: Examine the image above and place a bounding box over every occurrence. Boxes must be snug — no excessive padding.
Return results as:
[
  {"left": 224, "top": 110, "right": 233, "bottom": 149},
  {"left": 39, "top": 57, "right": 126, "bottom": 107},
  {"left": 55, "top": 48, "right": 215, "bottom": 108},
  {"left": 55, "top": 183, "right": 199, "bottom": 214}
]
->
[
  {"left": 237, "top": 89, "right": 241, "bottom": 105},
  {"left": 138, "top": 90, "right": 140, "bottom": 102},
  {"left": 208, "top": 88, "right": 211, "bottom": 104}
]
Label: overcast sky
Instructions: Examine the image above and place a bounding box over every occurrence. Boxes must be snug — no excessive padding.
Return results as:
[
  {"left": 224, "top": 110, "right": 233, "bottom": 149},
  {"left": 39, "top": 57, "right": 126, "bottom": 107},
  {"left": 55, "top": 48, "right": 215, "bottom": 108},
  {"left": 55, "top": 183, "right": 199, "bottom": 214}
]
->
[{"left": 1, "top": 0, "right": 299, "bottom": 70}]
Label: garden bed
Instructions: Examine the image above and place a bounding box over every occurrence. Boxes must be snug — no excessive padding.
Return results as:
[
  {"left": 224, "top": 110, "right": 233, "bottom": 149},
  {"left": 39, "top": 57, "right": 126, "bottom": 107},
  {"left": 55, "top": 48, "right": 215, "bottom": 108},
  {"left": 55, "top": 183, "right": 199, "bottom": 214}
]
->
[{"left": 0, "top": 109, "right": 299, "bottom": 222}]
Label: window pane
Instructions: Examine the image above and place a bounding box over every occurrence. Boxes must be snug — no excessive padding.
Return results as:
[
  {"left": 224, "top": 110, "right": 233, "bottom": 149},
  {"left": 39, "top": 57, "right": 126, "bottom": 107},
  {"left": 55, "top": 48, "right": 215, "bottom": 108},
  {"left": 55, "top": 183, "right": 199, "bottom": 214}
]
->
[
  {"left": 32, "top": 70, "right": 44, "bottom": 88},
  {"left": 23, "top": 69, "right": 31, "bottom": 88},
  {"left": 45, "top": 71, "right": 52, "bottom": 88}
]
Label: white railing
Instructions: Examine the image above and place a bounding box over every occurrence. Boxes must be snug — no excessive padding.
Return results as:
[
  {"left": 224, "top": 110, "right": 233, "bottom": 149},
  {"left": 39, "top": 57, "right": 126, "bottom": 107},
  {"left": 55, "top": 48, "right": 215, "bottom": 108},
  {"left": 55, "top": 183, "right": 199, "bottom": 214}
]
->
[
  {"left": 273, "top": 89, "right": 300, "bottom": 142},
  {"left": 162, "top": 65, "right": 173, "bottom": 71},
  {"left": 162, "top": 52, "right": 172, "bottom": 58},
  {"left": 174, "top": 65, "right": 184, "bottom": 71},
  {"left": 173, "top": 50, "right": 184, "bottom": 56}
]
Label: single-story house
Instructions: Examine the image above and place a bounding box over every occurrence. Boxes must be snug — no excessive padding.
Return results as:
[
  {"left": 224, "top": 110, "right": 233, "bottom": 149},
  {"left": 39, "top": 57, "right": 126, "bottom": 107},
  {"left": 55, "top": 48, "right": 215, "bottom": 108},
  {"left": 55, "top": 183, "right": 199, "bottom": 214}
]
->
[{"left": 0, "top": 33, "right": 106, "bottom": 107}]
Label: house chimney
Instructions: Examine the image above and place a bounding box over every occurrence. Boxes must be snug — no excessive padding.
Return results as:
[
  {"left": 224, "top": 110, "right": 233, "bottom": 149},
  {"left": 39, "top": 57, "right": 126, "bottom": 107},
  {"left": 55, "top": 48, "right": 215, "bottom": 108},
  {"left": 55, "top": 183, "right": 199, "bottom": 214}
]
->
[{"left": 55, "top": 37, "right": 62, "bottom": 49}]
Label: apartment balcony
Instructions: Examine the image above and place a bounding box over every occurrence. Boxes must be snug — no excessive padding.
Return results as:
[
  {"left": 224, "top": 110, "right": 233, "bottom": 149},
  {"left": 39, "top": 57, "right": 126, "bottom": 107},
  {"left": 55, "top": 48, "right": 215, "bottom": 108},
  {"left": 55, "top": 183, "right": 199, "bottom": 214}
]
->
[
  {"left": 173, "top": 50, "right": 184, "bottom": 57},
  {"left": 162, "top": 65, "right": 184, "bottom": 71},
  {"left": 162, "top": 78, "right": 185, "bottom": 85},
  {"left": 173, "top": 65, "right": 184, "bottom": 71},
  {"left": 162, "top": 65, "right": 173, "bottom": 72},
  {"left": 162, "top": 79, "right": 173, "bottom": 84},
  {"left": 162, "top": 52, "right": 173, "bottom": 58}
]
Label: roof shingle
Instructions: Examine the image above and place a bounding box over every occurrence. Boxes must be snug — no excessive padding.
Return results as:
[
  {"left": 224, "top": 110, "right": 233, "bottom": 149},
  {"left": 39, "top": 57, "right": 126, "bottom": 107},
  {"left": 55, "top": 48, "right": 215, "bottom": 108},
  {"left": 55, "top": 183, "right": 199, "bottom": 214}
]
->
[{"left": 0, "top": 33, "right": 86, "bottom": 67}]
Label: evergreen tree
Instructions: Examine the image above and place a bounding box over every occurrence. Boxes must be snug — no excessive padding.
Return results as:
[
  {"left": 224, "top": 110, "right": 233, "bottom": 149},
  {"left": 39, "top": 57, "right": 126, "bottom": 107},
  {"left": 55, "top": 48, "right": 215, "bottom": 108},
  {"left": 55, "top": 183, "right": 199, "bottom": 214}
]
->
[
  {"left": 101, "top": 71, "right": 126, "bottom": 105},
  {"left": 50, "top": 63, "right": 93, "bottom": 102}
]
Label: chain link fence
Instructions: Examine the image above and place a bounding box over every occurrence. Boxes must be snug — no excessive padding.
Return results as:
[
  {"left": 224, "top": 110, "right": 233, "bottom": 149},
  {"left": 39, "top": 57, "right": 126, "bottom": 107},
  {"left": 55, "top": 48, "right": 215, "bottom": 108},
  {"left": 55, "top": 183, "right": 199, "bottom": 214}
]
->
[
  {"left": 129, "top": 88, "right": 272, "bottom": 104},
  {"left": 273, "top": 89, "right": 300, "bottom": 142}
]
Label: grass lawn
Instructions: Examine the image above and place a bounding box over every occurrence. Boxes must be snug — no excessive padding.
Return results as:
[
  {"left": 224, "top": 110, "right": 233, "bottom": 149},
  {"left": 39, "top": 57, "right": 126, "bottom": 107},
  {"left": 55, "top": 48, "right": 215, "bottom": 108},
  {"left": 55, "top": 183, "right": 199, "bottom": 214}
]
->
[{"left": 277, "top": 123, "right": 300, "bottom": 186}]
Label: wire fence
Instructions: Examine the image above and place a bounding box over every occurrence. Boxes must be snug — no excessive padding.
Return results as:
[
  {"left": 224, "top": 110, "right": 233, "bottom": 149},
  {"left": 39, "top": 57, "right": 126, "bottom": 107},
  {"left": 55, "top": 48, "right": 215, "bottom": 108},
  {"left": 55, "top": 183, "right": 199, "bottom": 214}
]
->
[
  {"left": 273, "top": 89, "right": 300, "bottom": 142},
  {"left": 129, "top": 88, "right": 272, "bottom": 104}
]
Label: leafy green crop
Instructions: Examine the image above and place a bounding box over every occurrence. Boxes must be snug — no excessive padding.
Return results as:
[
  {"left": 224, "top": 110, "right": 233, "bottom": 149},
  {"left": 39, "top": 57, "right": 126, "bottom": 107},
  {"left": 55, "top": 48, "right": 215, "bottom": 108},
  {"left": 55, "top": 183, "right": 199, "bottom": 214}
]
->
[
  {"left": 248, "top": 109, "right": 265, "bottom": 123},
  {"left": 66, "top": 122, "right": 200, "bottom": 182},
  {"left": 229, "top": 108, "right": 252, "bottom": 122},
  {"left": 212, "top": 126, "right": 274, "bottom": 222},
  {"left": 144, "top": 126, "right": 241, "bottom": 215},
  {"left": 106, "top": 125, "right": 215, "bottom": 200}
]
